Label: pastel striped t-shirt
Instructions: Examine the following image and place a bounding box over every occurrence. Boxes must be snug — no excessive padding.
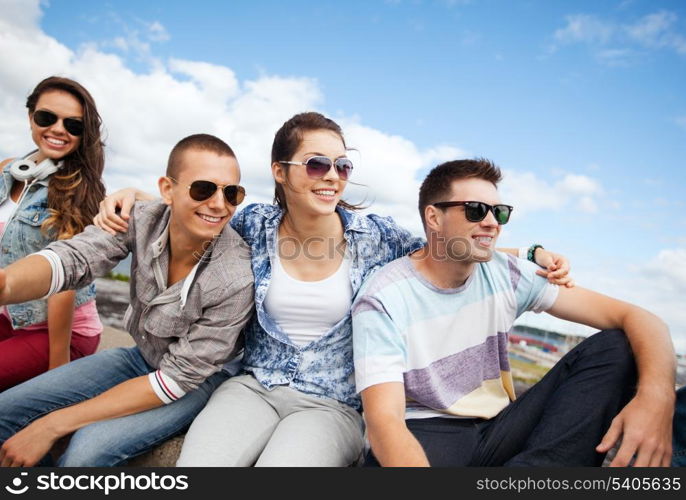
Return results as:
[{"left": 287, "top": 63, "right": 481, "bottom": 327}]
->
[{"left": 352, "top": 252, "right": 559, "bottom": 420}]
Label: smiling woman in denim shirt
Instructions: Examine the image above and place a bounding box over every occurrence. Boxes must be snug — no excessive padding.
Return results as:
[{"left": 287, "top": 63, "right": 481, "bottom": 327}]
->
[
  {"left": 0, "top": 77, "right": 106, "bottom": 390},
  {"left": 97, "top": 112, "right": 571, "bottom": 466}
]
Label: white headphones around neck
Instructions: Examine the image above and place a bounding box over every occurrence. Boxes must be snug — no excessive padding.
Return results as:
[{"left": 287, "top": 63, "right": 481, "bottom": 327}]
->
[{"left": 9, "top": 150, "right": 63, "bottom": 182}]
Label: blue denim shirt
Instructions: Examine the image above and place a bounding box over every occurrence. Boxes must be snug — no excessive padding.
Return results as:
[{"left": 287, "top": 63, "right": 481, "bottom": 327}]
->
[
  {"left": 0, "top": 165, "right": 96, "bottom": 328},
  {"left": 230, "top": 203, "right": 425, "bottom": 409}
]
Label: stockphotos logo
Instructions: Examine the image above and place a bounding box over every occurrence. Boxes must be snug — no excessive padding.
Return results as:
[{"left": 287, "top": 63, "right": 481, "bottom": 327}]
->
[
  {"left": 5, "top": 472, "right": 29, "bottom": 495},
  {"left": 2, "top": 472, "right": 189, "bottom": 496}
]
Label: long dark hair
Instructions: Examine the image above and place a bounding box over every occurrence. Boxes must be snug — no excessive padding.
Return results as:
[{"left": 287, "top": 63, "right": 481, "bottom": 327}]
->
[
  {"left": 26, "top": 76, "right": 106, "bottom": 240},
  {"left": 271, "top": 111, "right": 363, "bottom": 212}
]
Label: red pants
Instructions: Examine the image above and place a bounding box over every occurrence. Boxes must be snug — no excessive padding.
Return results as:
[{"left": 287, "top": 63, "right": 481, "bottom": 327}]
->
[{"left": 0, "top": 314, "right": 100, "bottom": 391}]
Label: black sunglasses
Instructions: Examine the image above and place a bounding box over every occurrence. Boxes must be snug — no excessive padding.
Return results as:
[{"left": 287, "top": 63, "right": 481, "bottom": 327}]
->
[
  {"left": 433, "top": 201, "right": 514, "bottom": 225},
  {"left": 279, "top": 156, "right": 353, "bottom": 180},
  {"left": 169, "top": 178, "right": 246, "bottom": 206},
  {"left": 32, "top": 109, "right": 84, "bottom": 136}
]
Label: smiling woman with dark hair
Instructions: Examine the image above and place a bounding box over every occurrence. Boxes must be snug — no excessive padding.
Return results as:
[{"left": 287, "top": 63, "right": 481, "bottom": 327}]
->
[{"left": 0, "top": 76, "right": 106, "bottom": 390}]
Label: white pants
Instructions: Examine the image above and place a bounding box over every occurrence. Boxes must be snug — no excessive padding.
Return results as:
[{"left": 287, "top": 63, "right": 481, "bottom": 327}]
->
[{"left": 177, "top": 374, "right": 365, "bottom": 467}]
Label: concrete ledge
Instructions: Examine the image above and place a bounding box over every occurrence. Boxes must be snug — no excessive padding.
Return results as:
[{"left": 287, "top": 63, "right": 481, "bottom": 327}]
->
[
  {"left": 128, "top": 436, "right": 184, "bottom": 467},
  {"left": 97, "top": 326, "right": 136, "bottom": 351}
]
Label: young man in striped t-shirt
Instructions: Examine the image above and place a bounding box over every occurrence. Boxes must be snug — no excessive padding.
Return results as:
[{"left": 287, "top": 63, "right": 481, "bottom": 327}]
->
[{"left": 352, "top": 159, "right": 675, "bottom": 467}]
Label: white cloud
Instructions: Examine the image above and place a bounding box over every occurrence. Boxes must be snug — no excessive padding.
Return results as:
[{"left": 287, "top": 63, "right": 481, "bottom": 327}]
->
[
  {"left": 577, "top": 196, "right": 597, "bottom": 213},
  {"left": 94, "top": 15, "right": 170, "bottom": 63},
  {"left": 500, "top": 170, "right": 604, "bottom": 217},
  {"left": 550, "top": 9, "right": 686, "bottom": 61},
  {"left": 557, "top": 173, "right": 602, "bottom": 196},
  {"left": 641, "top": 248, "right": 686, "bottom": 295},
  {"left": 343, "top": 122, "right": 466, "bottom": 233},
  {"left": 595, "top": 48, "right": 636, "bottom": 66},
  {"left": 439, "top": 0, "right": 472, "bottom": 7},
  {"left": 147, "top": 21, "right": 170, "bottom": 42},
  {"left": 553, "top": 14, "right": 614, "bottom": 45},
  {"left": 624, "top": 10, "right": 686, "bottom": 54},
  {"left": 0, "top": 0, "right": 42, "bottom": 32},
  {"left": 111, "top": 37, "right": 129, "bottom": 52},
  {"left": 625, "top": 10, "right": 676, "bottom": 43},
  {"left": 169, "top": 59, "right": 240, "bottom": 103},
  {"left": 630, "top": 249, "right": 686, "bottom": 353}
]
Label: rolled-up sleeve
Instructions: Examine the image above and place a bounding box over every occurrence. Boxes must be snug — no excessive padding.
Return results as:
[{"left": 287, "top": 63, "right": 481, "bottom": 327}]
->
[
  {"left": 156, "top": 274, "right": 255, "bottom": 394},
  {"left": 44, "top": 224, "right": 131, "bottom": 291}
]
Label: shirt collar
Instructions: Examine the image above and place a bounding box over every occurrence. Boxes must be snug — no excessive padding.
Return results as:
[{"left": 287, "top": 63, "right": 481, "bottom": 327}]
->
[
  {"left": 251, "top": 202, "right": 372, "bottom": 234},
  {"left": 335, "top": 205, "right": 371, "bottom": 234},
  {"left": 151, "top": 217, "right": 171, "bottom": 258}
]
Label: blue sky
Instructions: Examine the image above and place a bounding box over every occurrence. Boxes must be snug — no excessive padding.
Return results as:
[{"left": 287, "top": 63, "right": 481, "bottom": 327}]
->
[{"left": 1, "top": 0, "right": 685, "bottom": 350}]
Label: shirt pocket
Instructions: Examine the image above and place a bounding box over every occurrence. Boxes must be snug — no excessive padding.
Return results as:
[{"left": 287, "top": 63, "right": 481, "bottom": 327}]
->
[
  {"left": 143, "top": 301, "right": 188, "bottom": 339},
  {"left": 15, "top": 206, "right": 53, "bottom": 254}
]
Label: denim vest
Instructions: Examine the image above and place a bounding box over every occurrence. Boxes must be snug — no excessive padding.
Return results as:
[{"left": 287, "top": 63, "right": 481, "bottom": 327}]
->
[
  {"left": 0, "top": 165, "right": 96, "bottom": 329},
  {"left": 230, "top": 203, "right": 425, "bottom": 409}
]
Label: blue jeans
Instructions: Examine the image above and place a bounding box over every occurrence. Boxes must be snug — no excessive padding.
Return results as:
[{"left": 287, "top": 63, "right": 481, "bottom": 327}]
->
[
  {"left": 673, "top": 386, "right": 686, "bottom": 467},
  {"left": 0, "top": 346, "right": 228, "bottom": 466}
]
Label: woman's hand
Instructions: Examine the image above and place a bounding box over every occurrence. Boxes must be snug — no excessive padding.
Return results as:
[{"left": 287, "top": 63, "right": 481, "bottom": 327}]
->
[
  {"left": 534, "top": 248, "right": 574, "bottom": 287},
  {"left": 93, "top": 188, "right": 153, "bottom": 235}
]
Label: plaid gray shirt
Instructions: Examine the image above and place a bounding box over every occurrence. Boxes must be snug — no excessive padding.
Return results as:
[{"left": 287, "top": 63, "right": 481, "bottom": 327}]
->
[{"left": 46, "top": 200, "right": 254, "bottom": 395}]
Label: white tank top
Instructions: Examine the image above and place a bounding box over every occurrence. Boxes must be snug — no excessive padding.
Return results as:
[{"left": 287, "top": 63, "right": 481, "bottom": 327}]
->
[{"left": 264, "top": 250, "right": 353, "bottom": 347}]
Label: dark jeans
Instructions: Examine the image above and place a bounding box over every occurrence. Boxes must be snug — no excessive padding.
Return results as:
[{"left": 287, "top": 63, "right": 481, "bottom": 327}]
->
[
  {"left": 673, "top": 386, "right": 686, "bottom": 467},
  {"left": 365, "top": 329, "right": 637, "bottom": 467}
]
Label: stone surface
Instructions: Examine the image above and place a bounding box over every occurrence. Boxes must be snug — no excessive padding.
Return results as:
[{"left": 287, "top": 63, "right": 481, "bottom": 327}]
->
[{"left": 128, "top": 436, "right": 185, "bottom": 467}]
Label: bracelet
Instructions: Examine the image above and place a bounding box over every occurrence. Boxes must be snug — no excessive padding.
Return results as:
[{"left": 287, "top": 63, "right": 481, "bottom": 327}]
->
[{"left": 527, "top": 244, "right": 544, "bottom": 263}]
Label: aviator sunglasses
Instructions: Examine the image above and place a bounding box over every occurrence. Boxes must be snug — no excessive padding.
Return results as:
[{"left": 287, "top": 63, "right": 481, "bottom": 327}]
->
[
  {"left": 279, "top": 156, "right": 353, "bottom": 180},
  {"left": 433, "top": 201, "right": 514, "bottom": 225},
  {"left": 32, "top": 110, "right": 84, "bottom": 136},
  {"left": 169, "top": 177, "right": 246, "bottom": 206}
]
